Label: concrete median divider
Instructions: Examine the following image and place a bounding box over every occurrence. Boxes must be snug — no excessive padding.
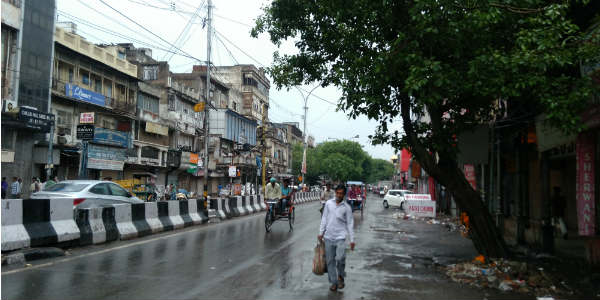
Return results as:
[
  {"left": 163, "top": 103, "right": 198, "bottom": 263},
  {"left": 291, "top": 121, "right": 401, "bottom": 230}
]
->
[
  {"left": 114, "top": 204, "right": 137, "bottom": 240},
  {"left": 76, "top": 206, "right": 118, "bottom": 246},
  {"left": 251, "top": 195, "right": 261, "bottom": 212},
  {"left": 2, "top": 199, "right": 30, "bottom": 251},
  {"left": 229, "top": 197, "right": 241, "bottom": 217},
  {"left": 244, "top": 196, "right": 254, "bottom": 214},
  {"left": 238, "top": 196, "right": 248, "bottom": 216},
  {"left": 222, "top": 198, "right": 233, "bottom": 219},
  {"left": 196, "top": 199, "right": 209, "bottom": 223},
  {"left": 259, "top": 195, "right": 266, "bottom": 211}
]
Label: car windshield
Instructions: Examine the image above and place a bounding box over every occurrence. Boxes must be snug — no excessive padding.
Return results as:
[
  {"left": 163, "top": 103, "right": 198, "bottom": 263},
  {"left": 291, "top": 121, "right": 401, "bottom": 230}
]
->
[{"left": 43, "top": 183, "right": 89, "bottom": 192}]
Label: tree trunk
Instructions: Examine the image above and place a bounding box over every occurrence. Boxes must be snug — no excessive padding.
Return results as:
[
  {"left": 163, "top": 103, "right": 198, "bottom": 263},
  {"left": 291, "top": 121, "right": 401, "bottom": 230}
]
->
[
  {"left": 436, "top": 162, "right": 510, "bottom": 258},
  {"left": 399, "top": 97, "right": 510, "bottom": 258}
]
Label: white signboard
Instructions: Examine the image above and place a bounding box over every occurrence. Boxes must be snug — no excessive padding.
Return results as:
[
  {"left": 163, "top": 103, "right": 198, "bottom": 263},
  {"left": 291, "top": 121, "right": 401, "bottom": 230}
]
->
[
  {"left": 79, "top": 112, "right": 95, "bottom": 124},
  {"left": 228, "top": 165, "right": 237, "bottom": 177},
  {"left": 404, "top": 193, "right": 432, "bottom": 201},
  {"left": 405, "top": 200, "right": 436, "bottom": 218}
]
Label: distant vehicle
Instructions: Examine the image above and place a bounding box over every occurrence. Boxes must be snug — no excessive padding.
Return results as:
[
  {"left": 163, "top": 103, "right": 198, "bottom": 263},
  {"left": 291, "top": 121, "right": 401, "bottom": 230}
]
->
[
  {"left": 379, "top": 188, "right": 386, "bottom": 198},
  {"left": 31, "top": 180, "right": 143, "bottom": 208},
  {"left": 383, "top": 189, "right": 413, "bottom": 209}
]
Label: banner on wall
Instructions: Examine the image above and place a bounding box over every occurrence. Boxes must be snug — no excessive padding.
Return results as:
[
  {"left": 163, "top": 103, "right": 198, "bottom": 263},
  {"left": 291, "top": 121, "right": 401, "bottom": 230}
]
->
[{"left": 576, "top": 132, "right": 596, "bottom": 236}]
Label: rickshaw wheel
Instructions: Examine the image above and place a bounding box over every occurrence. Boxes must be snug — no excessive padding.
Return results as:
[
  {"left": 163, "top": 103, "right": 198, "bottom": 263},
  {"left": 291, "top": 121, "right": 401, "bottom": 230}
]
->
[
  {"left": 265, "top": 210, "right": 273, "bottom": 233},
  {"left": 288, "top": 207, "right": 295, "bottom": 231}
]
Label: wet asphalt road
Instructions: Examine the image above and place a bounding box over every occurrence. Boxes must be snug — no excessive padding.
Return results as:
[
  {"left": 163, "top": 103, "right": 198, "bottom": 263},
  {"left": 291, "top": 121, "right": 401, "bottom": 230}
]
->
[{"left": 2, "top": 194, "right": 531, "bottom": 300}]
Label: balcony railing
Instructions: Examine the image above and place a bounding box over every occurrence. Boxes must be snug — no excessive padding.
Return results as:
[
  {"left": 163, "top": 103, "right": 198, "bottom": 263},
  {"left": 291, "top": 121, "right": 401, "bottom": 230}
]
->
[{"left": 52, "top": 78, "right": 136, "bottom": 117}]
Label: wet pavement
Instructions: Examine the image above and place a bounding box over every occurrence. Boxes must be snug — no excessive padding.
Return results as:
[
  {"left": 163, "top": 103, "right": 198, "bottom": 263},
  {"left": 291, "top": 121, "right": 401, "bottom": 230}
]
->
[{"left": 2, "top": 195, "right": 533, "bottom": 300}]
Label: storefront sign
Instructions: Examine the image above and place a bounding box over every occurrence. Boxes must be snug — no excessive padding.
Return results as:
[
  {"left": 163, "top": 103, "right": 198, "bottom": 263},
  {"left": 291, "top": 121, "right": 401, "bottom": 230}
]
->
[
  {"left": 18, "top": 107, "right": 55, "bottom": 133},
  {"left": 405, "top": 200, "right": 436, "bottom": 218},
  {"left": 76, "top": 124, "right": 95, "bottom": 140},
  {"left": 404, "top": 194, "right": 432, "bottom": 201},
  {"left": 190, "top": 153, "right": 199, "bottom": 164},
  {"left": 145, "top": 122, "right": 168, "bottom": 136},
  {"left": 88, "top": 144, "right": 126, "bottom": 171},
  {"left": 228, "top": 166, "right": 237, "bottom": 177},
  {"left": 576, "top": 132, "right": 596, "bottom": 236},
  {"left": 65, "top": 83, "right": 105, "bottom": 107},
  {"left": 463, "top": 164, "right": 477, "bottom": 190},
  {"left": 234, "top": 184, "right": 242, "bottom": 196},
  {"left": 92, "top": 127, "right": 131, "bottom": 148},
  {"left": 79, "top": 112, "right": 95, "bottom": 124}
]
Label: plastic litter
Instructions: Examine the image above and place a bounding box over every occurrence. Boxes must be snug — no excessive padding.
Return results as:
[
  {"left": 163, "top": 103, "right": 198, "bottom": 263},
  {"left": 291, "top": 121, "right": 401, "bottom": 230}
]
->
[{"left": 499, "top": 280, "right": 513, "bottom": 291}]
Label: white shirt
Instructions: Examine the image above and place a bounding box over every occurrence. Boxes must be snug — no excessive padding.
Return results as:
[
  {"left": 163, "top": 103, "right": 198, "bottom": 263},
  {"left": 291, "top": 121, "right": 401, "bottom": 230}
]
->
[{"left": 319, "top": 198, "right": 355, "bottom": 243}]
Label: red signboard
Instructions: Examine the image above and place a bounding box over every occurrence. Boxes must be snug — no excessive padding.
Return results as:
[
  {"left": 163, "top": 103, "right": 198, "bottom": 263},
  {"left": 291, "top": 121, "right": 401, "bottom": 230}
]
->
[
  {"left": 576, "top": 132, "right": 596, "bottom": 236},
  {"left": 464, "top": 164, "right": 477, "bottom": 190},
  {"left": 401, "top": 149, "right": 411, "bottom": 172}
]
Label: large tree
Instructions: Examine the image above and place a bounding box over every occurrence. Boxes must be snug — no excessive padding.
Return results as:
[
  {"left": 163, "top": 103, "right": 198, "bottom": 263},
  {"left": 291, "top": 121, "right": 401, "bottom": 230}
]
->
[
  {"left": 368, "top": 159, "right": 395, "bottom": 184},
  {"left": 254, "top": 0, "right": 599, "bottom": 257}
]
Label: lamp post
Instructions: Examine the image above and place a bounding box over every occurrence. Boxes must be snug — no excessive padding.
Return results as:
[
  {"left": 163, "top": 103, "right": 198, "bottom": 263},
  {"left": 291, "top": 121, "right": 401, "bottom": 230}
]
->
[{"left": 295, "top": 85, "right": 318, "bottom": 187}]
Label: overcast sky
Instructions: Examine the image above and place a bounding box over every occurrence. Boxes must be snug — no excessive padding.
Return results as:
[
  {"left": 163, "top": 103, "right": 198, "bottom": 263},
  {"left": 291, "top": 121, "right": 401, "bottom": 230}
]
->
[{"left": 57, "top": 0, "right": 400, "bottom": 160}]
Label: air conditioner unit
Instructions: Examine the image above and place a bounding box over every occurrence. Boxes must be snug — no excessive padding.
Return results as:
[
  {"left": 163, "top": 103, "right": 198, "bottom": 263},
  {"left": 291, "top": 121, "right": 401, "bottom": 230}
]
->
[{"left": 3, "top": 98, "right": 18, "bottom": 113}]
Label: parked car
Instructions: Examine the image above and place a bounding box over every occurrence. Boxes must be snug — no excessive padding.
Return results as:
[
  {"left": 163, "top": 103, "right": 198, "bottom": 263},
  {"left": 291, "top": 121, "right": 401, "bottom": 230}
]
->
[
  {"left": 31, "top": 180, "right": 144, "bottom": 208},
  {"left": 383, "top": 189, "right": 413, "bottom": 209}
]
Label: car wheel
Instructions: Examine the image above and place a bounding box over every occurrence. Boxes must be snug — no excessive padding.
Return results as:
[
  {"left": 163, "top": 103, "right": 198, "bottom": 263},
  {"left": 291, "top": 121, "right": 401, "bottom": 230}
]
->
[
  {"left": 400, "top": 202, "right": 404, "bottom": 210},
  {"left": 383, "top": 200, "right": 389, "bottom": 209}
]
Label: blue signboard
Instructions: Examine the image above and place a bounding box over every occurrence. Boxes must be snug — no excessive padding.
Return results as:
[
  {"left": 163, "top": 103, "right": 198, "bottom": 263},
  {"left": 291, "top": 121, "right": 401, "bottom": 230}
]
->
[
  {"left": 65, "top": 83, "right": 106, "bottom": 107},
  {"left": 92, "top": 127, "right": 131, "bottom": 148}
]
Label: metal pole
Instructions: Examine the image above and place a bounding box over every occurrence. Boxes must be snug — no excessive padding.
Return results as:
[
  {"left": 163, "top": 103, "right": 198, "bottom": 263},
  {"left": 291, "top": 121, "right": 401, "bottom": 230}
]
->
[
  {"left": 203, "top": 0, "right": 212, "bottom": 198},
  {"left": 261, "top": 104, "right": 267, "bottom": 196},
  {"left": 46, "top": 6, "right": 57, "bottom": 180},
  {"left": 295, "top": 85, "right": 318, "bottom": 187}
]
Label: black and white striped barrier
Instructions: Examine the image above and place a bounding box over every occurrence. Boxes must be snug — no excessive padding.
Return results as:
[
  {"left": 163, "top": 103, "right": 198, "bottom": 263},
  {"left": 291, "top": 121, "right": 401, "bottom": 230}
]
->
[
  {"left": 76, "top": 206, "right": 118, "bottom": 246},
  {"left": 1, "top": 199, "right": 80, "bottom": 251},
  {"left": 157, "top": 201, "right": 184, "bottom": 231},
  {"left": 259, "top": 195, "right": 266, "bottom": 211},
  {"left": 114, "top": 204, "right": 137, "bottom": 240},
  {"left": 251, "top": 195, "right": 261, "bottom": 212},
  {"left": 2, "top": 199, "right": 29, "bottom": 251},
  {"left": 244, "top": 196, "right": 255, "bottom": 214}
]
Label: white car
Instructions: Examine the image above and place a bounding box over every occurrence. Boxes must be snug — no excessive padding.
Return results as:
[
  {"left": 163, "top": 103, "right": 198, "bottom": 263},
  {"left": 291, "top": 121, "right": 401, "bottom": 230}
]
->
[
  {"left": 31, "top": 180, "right": 144, "bottom": 208},
  {"left": 382, "top": 189, "right": 413, "bottom": 209}
]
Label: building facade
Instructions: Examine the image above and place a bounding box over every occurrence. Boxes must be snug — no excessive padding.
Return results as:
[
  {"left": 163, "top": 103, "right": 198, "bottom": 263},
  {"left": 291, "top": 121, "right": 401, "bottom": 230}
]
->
[
  {"left": 1, "top": 0, "right": 56, "bottom": 197},
  {"left": 51, "top": 26, "right": 138, "bottom": 181}
]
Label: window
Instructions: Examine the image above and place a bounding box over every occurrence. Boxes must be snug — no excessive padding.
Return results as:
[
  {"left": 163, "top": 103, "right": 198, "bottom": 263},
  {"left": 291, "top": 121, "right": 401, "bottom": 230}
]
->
[
  {"left": 143, "top": 65, "right": 158, "bottom": 80},
  {"left": 44, "top": 183, "right": 89, "bottom": 192},
  {"left": 104, "top": 79, "right": 112, "bottom": 98},
  {"left": 89, "top": 183, "right": 110, "bottom": 195},
  {"left": 168, "top": 94, "right": 176, "bottom": 111},
  {"left": 80, "top": 69, "right": 90, "bottom": 86},
  {"left": 56, "top": 110, "right": 72, "bottom": 135},
  {"left": 92, "top": 74, "right": 102, "bottom": 93},
  {"left": 233, "top": 102, "right": 237, "bottom": 112},
  {"left": 108, "top": 183, "right": 130, "bottom": 197},
  {"left": 68, "top": 68, "right": 74, "bottom": 83},
  {"left": 144, "top": 98, "right": 151, "bottom": 111},
  {"left": 117, "top": 51, "right": 126, "bottom": 60}
]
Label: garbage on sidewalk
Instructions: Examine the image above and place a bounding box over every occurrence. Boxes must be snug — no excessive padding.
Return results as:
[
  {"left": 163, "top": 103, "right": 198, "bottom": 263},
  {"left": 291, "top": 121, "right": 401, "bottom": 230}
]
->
[{"left": 445, "top": 256, "right": 573, "bottom": 296}]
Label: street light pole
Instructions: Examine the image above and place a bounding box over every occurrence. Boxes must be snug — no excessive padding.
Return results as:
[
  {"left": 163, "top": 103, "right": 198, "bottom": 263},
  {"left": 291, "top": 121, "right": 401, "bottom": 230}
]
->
[
  {"left": 295, "top": 85, "right": 318, "bottom": 187},
  {"left": 203, "top": 0, "right": 212, "bottom": 198}
]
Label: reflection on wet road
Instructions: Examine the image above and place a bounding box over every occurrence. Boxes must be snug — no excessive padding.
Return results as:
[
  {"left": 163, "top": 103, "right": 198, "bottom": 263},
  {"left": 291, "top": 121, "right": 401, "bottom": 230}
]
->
[{"left": 2, "top": 195, "right": 528, "bottom": 300}]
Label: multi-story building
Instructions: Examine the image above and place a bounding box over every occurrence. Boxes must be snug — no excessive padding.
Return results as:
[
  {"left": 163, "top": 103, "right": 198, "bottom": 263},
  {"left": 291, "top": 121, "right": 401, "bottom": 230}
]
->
[
  {"left": 213, "top": 64, "right": 270, "bottom": 123},
  {"left": 51, "top": 26, "right": 138, "bottom": 180},
  {"left": 269, "top": 123, "right": 291, "bottom": 177},
  {"left": 209, "top": 108, "right": 258, "bottom": 195},
  {"left": 121, "top": 45, "right": 205, "bottom": 195},
  {"left": 1, "top": 0, "right": 56, "bottom": 196},
  {"left": 282, "top": 122, "right": 303, "bottom": 145}
]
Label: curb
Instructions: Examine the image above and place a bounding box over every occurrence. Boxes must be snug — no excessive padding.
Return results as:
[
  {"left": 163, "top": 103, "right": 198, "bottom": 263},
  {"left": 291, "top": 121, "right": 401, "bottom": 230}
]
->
[{"left": 1, "top": 247, "right": 65, "bottom": 266}]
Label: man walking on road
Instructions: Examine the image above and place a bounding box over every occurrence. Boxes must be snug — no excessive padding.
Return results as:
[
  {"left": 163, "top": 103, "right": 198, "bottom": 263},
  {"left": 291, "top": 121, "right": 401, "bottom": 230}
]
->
[{"left": 318, "top": 184, "right": 355, "bottom": 292}]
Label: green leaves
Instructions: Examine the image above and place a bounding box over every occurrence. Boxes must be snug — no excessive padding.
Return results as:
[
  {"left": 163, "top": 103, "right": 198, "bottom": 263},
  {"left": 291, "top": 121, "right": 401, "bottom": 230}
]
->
[{"left": 254, "top": 0, "right": 600, "bottom": 155}]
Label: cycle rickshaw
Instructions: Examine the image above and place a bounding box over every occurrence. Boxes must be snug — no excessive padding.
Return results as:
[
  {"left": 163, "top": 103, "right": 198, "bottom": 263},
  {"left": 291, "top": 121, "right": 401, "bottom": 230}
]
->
[{"left": 346, "top": 181, "right": 366, "bottom": 217}]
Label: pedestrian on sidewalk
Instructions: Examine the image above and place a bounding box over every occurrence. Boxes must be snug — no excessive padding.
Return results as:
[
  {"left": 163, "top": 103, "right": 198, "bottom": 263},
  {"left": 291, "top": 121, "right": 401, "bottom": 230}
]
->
[
  {"left": 318, "top": 184, "right": 355, "bottom": 292},
  {"left": 10, "top": 177, "right": 21, "bottom": 199},
  {"left": 1, "top": 177, "right": 8, "bottom": 199}
]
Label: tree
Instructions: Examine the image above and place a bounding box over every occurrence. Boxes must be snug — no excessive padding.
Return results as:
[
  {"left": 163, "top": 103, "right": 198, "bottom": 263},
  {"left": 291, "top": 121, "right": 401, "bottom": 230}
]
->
[
  {"left": 253, "top": 1, "right": 599, "bottom": 257},
  {"left": 368, "top": 159, "right": 395, "bottom": 184}
]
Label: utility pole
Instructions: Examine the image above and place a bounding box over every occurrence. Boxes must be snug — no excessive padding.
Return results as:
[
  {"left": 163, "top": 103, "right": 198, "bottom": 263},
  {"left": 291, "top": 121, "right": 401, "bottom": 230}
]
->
[
  {"left": 261, "top": 104, "right": 267, "bottom": 196},
  {"left": 203, "top": 0, "right": 212, "bottom": 198},
  {"left": 294, "top": 85, "right": 318, "bottom": 187}
]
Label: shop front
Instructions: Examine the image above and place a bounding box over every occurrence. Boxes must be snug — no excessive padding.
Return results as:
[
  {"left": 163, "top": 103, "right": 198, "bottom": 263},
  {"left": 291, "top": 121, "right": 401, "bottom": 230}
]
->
[{"left": 84, "top": 127, "right": 131, "bottom": 180}]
